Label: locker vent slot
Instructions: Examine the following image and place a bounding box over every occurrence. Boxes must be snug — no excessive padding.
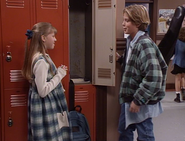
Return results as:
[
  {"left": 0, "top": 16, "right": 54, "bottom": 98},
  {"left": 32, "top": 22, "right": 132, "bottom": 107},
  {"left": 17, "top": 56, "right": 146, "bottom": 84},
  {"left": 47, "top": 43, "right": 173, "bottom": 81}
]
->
[
  {"left": 98, "top": 68, "right": 111, "bottom": 78},
  {"left": 41, "top": 0, "right": 58, "bottom": 9},
  {"left": 10, "top": 94, "right": 27, "bottom": 107},
  {"left": 98, "top": 0, "right": 111, "bottom": 8},
  {"left": 6, "top": 0, "right": 24, "bottom": 8},
  {"left": 75, "top": 91, "right": 89, "bottom": 102},
  {"left": 10, "top": 70, "right": 25, "bottom": 82},
  {"left": 116, "top": 38, "right": 126, "bottom": 50}
]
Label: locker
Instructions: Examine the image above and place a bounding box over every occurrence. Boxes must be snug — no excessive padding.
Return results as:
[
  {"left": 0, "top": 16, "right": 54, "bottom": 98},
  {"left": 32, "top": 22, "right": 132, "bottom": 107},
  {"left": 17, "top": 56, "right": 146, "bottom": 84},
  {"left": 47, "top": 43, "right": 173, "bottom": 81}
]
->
[
  {"left": 1, "top": 0, "right": 117, "bottom": 140},
  {"left": 69, "top": 0, "right": 92, "bottom": 81},
  {"left": 74, "top": 84, "right": 96, "bottom": 141},
  {"left": 0, "top": 0, "right": 69, "bottom": 140},
  {"left": 4, "top": 89, "right": 28, "bottom": 141},
  {"left": 69, "top": 0, "right": 117, "bottom": 86},
  {"left": 69, "top": 0, "right": 116, "bottom": 140},
  {"left": 0, "top": 8, "right": 2, "bottom": 141},
  {"left": 92, "top": 0, "right": 116, "bottom": 86}
]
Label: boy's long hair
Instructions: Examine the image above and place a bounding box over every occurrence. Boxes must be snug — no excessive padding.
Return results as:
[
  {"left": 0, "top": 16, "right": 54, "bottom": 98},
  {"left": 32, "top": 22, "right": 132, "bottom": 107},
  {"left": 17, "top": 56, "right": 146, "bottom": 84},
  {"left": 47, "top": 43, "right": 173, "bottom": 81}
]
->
[
  {"left": 123, "top": 4, "right": 150, "bottom": 31},
  {"left": 22, "top": 22, "right": 57, "bottom": 81}
]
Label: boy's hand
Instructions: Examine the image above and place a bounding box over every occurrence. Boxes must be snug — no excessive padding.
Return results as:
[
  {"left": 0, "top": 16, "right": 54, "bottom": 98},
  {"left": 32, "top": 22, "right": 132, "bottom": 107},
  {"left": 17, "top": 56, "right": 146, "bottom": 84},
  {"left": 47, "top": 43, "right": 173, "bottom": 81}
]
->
[
  {"left": 129, "top": 101, "right": 140, "bottom": 113},
  {"left": 116, "top": 52, "right": 121, "bottom": 61}
]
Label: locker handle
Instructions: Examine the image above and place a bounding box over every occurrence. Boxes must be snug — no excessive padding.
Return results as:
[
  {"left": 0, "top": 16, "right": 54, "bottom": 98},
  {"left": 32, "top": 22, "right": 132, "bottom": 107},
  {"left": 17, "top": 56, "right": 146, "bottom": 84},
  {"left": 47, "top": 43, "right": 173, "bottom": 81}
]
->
[
  {"left": 8, "top": 111, "right": 13, "bottom": 127},
  {"left": 8, "top": 118, "right": 13, "bottom": 127},
  {"left": 6, "top": 52, "right": 12, "bottom": 62},
  {"left": 109, "top": 54, "right": 113, "bottom": 63}
]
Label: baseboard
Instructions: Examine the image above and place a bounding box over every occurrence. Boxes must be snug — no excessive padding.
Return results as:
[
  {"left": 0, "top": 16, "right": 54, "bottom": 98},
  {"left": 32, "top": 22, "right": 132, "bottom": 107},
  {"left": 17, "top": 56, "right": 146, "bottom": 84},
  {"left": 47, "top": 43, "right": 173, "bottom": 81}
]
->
[{"left": 166, "top": 83, "right": 175, "bottom": 90}]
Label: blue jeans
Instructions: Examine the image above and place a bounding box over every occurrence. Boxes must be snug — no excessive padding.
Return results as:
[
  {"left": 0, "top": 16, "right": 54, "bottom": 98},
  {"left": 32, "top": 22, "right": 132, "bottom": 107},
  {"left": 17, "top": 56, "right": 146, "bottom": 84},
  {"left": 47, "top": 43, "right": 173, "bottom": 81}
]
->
[{"left": 118, "top": 103, "right": 155, "bottom": 141}]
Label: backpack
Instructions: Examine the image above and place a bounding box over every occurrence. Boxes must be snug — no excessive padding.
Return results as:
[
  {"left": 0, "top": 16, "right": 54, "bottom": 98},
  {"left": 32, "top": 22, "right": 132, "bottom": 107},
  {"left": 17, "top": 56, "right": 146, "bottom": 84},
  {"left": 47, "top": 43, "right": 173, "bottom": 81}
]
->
[{"left": 69, "top": 105, "right": 91, "bottom": 141}]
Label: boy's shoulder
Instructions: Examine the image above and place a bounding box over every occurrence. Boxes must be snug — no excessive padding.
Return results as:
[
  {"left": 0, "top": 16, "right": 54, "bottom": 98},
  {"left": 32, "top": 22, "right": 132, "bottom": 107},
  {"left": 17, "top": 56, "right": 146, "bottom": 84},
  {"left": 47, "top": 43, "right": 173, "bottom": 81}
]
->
[
  {"left": 137, "top": 34, "right": 153, "bottom": 44},
  {"left": 135, "top": 34, "right": 159, "bottom": 52},
  {"left": 136, "top": 34, "right": 159, "bottom": 50}
]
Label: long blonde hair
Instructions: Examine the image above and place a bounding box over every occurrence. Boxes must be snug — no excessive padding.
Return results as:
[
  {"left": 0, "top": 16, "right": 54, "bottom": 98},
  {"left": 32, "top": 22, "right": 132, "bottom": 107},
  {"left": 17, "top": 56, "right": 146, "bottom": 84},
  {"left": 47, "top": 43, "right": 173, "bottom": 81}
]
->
[
  {"left": 22, "top": 22, "right": 57, "bottom": 81},
  {"left": 123, "top": 4, "right": 150, "bottom": 31}
]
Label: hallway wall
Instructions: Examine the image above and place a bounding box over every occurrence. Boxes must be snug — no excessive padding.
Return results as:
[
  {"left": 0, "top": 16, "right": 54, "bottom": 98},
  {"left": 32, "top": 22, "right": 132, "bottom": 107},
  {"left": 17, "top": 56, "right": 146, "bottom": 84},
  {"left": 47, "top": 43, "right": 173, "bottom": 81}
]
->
[
  {"left": 106, "top": 1, "right": 125, "bottom": 140},
  {"left": 158, "top": 0, "right": 184, "bottom": 9},
  {"left": 157, "top": 0, "right": 185, "bottom": 85}
]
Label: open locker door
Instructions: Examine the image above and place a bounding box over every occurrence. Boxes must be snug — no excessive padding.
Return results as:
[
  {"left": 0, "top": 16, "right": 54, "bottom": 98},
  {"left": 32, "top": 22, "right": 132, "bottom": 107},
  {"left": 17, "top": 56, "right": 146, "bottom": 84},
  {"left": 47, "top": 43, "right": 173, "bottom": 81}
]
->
[{"left": 92, "top": 0, "right": 116, "bottom": 86}]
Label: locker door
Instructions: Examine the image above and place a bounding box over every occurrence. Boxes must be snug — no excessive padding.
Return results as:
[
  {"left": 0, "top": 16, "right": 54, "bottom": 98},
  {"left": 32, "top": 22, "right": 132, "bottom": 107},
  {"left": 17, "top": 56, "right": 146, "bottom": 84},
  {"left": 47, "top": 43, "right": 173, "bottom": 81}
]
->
[
  {"left": 0, "top": 6, "right": 2, "bottom": 141},
  {"left": 4, "top": 89, "right": 28, "bottom": 141},
  {"left": 35, "top": 0, "right": 70, "bottom": 99},
  {"left": 1, "top": 0, "right": 31, "bottom": 140},
  {"left": 1, "top": 0, "right": 31, "bottom": 89},
  {"left": 74, "top": 84, "right": 96, "bottom": 141},
  {"left": 92, "top": 0, "right": 116, "bottom": 86}
]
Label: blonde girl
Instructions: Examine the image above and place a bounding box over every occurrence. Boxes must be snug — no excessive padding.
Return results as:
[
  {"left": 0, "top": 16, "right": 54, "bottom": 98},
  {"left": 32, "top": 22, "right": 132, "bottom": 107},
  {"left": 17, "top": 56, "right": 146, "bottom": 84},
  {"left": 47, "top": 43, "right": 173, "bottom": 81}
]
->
[{"left": 22, "top": 22, "right": 72, "bottom": 141}]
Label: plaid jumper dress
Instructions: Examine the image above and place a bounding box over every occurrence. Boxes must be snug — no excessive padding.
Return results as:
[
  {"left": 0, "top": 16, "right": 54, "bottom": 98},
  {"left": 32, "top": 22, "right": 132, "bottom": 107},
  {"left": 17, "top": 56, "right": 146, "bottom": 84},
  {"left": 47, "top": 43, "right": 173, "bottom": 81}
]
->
[{"left": 28, "top": 55, "right": 72, "bottom": 141}]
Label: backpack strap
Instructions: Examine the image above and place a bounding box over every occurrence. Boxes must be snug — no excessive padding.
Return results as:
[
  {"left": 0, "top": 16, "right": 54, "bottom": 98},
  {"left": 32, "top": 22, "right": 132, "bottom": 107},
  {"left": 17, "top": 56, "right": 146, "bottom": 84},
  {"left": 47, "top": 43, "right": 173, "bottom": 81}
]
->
[{"left": 73, "top": 105, "right": 82, "bottom": 113}]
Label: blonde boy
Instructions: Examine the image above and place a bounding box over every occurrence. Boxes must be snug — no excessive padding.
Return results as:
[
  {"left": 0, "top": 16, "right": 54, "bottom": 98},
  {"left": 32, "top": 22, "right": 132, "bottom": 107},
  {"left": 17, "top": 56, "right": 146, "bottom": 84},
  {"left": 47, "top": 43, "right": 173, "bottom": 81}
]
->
[{"left": 117, "top": 5, "right": 167, "bottom": 141}]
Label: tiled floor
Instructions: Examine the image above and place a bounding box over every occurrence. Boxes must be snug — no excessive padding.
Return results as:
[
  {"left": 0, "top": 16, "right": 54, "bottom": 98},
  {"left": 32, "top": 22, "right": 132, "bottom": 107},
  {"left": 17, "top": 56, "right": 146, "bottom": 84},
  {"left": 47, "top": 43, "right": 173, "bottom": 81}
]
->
[{"left": 134, "top": 91, "right": 185, "bottom": 141}]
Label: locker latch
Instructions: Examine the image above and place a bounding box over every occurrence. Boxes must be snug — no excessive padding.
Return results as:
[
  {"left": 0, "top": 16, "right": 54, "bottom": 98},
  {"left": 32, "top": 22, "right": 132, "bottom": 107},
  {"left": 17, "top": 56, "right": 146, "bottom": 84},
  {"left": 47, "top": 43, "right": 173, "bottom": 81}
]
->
[
  {"left": 8, "top": 111, "right": 13, "bottom": 127},
  {"left": 8, "top": 117, "right": 13, "bottom": 127},
  {"left": 6, "top": 52, "right": 12, "bottom": 62},
  {"left": 109, "top": 54, "right": 113, "bottom": 63}
]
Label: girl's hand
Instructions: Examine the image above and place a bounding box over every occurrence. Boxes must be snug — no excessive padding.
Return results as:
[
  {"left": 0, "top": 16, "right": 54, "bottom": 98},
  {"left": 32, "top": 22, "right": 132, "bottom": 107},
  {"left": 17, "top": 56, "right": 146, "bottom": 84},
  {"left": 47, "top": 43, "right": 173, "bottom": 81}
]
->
[
  {"left": 57, "top": 65, "right": 68, "bottom": 79},
  {"left": 60, "top": 65, "right": 68, "bottom": 71}
]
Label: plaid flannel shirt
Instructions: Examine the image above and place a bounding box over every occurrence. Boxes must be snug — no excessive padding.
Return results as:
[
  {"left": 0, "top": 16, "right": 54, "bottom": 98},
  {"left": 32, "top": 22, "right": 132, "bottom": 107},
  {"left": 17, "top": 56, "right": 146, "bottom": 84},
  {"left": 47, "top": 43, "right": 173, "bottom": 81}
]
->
[{"left": 119, "top": 34, "right": 168, "bottom": 106}]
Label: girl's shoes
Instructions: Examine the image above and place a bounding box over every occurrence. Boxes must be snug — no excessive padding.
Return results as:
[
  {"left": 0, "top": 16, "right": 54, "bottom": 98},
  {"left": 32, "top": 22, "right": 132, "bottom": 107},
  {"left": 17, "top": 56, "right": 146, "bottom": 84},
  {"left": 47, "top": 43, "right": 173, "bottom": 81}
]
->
[
  {"left": 181, "top": 88, "right": 185, "bottom": 100},
  {"left": 174, "top": 93, "right": 181, "bottom": 103}
]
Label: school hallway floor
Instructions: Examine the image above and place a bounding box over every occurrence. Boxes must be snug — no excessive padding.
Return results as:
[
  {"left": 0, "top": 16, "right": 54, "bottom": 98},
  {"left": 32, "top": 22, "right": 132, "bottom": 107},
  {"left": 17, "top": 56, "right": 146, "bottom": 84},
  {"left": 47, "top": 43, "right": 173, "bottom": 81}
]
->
[{"left": 134, "top": 91, "right": 185, "bottom": 141}]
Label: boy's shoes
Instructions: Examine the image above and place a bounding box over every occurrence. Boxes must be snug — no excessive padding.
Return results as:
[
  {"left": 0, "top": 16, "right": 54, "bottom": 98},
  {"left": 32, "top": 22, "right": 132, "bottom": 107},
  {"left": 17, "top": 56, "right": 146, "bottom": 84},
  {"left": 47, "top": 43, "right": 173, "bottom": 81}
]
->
[
  {"left": 174, "top": 93, "right": 181, "bottom": 103},
  {"left": 181, "top": 88, "right": 185, "bottom": 100}
]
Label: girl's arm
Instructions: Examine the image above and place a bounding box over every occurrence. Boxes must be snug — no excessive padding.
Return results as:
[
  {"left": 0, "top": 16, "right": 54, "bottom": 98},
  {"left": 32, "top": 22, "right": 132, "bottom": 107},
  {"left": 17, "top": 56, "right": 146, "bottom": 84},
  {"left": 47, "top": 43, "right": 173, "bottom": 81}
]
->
[{"left": 33, "top": 59, "right": 66, "bottom": 98}]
